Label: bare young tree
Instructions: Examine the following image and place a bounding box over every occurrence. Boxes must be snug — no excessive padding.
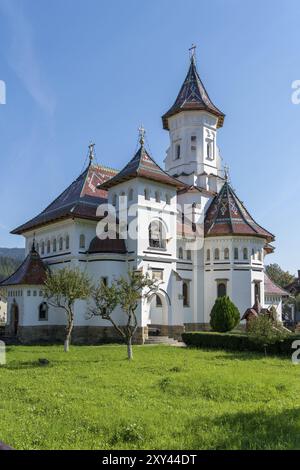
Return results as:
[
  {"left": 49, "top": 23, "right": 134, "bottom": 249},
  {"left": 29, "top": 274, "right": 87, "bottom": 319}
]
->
[
  {"left": 44, "top": 267, "right": 92, "bottom": 352},
  {"left": 90, "top": 270, "right": 157, "bottom": 360}
]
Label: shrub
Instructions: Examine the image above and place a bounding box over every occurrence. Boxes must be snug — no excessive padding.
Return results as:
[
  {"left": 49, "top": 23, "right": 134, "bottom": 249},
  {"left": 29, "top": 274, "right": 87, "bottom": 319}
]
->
[
  {"left": 247, "top": 315, "right": 290, "bottom": 355},
  {"left": 182, "top": 331, "right": 300, "bottom": 356},
  {"left": 210, "top": 296, "right": 240, "bottom": 332}
]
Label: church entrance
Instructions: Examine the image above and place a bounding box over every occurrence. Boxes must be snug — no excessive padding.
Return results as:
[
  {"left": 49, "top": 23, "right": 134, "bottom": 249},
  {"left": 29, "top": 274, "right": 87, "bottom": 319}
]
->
[
  {"left": 10, "top": 303, "right": 19, "bottom": 336},
  {"left": 145, "top": 290, "right": 169, "bottom": 336}
]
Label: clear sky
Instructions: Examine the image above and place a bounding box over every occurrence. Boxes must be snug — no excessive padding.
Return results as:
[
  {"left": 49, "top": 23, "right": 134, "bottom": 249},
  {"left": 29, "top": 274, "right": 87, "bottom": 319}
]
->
[{"left": 0, "top": 0, "right": 299, "bottom": 273}]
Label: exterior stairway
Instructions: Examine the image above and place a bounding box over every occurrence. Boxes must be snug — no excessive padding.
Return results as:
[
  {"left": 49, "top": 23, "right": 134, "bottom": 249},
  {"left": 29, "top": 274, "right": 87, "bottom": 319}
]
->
[{"left": 144, "top": 335, "right": 184, "bottom": 346}]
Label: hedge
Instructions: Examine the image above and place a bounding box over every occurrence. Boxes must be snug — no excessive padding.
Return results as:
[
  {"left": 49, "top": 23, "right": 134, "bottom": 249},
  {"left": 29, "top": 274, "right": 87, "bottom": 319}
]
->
[{"left": 182, "top": 331, "right": 300, "bottom": 356}]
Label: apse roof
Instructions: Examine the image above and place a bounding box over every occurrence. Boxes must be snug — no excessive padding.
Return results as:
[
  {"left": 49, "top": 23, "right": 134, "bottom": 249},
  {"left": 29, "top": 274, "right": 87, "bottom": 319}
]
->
[
  {"left": 0, "top": 244, "right": 47, "bottom": 286},
  {"left": 204, "top": 181, "right": 275, "bottom": 242},
  {"left": 12, "top": 163, "right": 118, "bottom": 235}
]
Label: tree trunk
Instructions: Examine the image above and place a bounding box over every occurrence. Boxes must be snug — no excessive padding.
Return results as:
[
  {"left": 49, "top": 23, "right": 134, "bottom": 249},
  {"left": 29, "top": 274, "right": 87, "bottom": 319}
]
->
[
  {"left": 64, "top": 312, "right": 74, "bottom": 353},
  {"left": 127, "top": 337, "right": 133, "bottom": 360}
]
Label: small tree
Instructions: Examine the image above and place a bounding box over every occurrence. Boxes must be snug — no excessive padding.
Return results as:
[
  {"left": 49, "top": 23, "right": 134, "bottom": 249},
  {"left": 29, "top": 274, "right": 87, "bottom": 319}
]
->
[
  {"left": 90, "top": 271, "right": 157, "bottom": 360},
  {"left": 44, "top": 267, "right": 92, "bottom": 352},
  {"left": 247, "top": 315, "right": 290, "bottom": 356},
  {"left": 210, "top": 296, "right": 240, "bottom": 332}
]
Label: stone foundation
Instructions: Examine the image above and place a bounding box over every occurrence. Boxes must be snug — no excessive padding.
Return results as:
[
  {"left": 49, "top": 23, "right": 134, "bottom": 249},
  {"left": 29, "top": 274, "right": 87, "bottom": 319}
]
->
[
  {"left": 17, "top": 325, "right": 148, "bottom": 345},
  {"left": 184, "top": 323, "right": 211, "bottom": 332},
  {"left": 149, "top": 324, "right": 185, "bottom": 340}
]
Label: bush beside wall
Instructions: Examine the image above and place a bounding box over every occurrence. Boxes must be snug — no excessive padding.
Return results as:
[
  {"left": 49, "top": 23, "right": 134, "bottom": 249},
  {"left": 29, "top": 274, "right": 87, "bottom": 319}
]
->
[{"left": 182, "top": 331, "right": 300, "bottom": 355}]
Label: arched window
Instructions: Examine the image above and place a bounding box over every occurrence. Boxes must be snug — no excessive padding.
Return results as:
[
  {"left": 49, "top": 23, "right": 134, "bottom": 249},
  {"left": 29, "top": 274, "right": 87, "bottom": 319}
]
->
[
  {"left": 41, "top": 242, "right": 45, "bottom": 255},
  {"left": 175, "top": 144, "right": 181, "bottom": 160},
  {"left": 149, "top": 220, "right": 165, "bottom": 249},
  {"left": 144, "top": 188, "right": 150, "bottom": 201},
  {"left": 207, "top": 142, "right": 211, "bottom": 159},
  {"left": 66, "top": 235, "right": 70, "bottom": 250},
  {"left": 165, "top": 194, "right": 171, "bottom": 205},
  {"left": 53, "top": 239, "right": 57, "bottom": 252},
  {"left": 207, "top": 249, "right": 211, "bottom": 261},
  {"left": 214, "top": 248, "right": 220, "bottom": 260},
  {"left": 186, "top": 250, "right": 192, "bottom": 261},
  {"left": 39, "top": 302, "right": 48, "bottom": 321},
  {"left": 217, "top": 282, "right": 227, "bottom": 298},
  {"left": 178, "top": 247, "right": 183, "bottom": 259},
  {"left": 128, "top": 189, "right": 134, "bottom": 201},
  {"left": 254, "top": 282, "right": 261, "bottom": 301},
  {"left": 112, "top": 194, "right": 117, "bottom": 206},
  {"left": 156, "top": 295, "right": 162, "bottom": 307},
  {"left": 155, "top": 191, "right": 161, "bottom": 203},
  {"left": 252, "top": 248, "right": 255, "bottom": 259},
  {"left": 79, "top": 234, "right": 85, "bottom": 249},
  {"left": 59, "top": 237, "right": 63, "bottom": 251},
  {"left": 183, "top": 282, "right": 189, "bottom": 307},
  {"left": 234, "top": 247, "right": 239, "bottom": 260},
  {"left": 243, "top": 248, "right": 248, "bottom": 260},
  {"left": 224, "top": 248, "right": 230, "bottom": 260}
]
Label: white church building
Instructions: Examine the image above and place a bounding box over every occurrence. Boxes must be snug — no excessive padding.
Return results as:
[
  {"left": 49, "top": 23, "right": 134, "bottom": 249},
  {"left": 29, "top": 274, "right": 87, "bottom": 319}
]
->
[{"left": 1, "top": 53, "right": 285, "bottom": 344}]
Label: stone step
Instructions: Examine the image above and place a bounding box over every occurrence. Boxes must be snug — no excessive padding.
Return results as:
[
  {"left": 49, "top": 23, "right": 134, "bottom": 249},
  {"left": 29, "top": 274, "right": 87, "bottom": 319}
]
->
[{"left": 145, "top": 336, "right": 180, "bottom": 345}]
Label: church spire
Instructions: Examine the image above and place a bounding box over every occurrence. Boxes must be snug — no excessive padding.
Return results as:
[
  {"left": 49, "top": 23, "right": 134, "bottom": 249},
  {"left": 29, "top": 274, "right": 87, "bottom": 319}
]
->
[{"left": 162, "top": 47, "right": 225, "bottom": 130}]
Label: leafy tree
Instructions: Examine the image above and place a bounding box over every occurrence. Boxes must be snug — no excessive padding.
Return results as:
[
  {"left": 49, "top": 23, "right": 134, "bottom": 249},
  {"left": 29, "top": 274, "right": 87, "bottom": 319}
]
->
[
  {"left": 247, "top": 315, "right": 290, "bottom": 356},
  {"left": 266, "top": 263, "right": 295, "bottom": 288},
  {"left": 210, "top": 296, "right": 240, "bottom": 332},
  {"left": 0, "top": 256, "right": 21, "bottom": 282},
  {"left": 44, "top": 267, "right": 92, "bottom": 352},
  {"left": 90, "top": 270, "right": 157, "bottom": 360}
]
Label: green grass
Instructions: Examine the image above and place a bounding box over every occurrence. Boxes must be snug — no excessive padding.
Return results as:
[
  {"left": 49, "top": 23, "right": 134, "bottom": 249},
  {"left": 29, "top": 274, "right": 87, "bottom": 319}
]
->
[{"left": 1, "top": 345, "right": 300, "bottom": 450}]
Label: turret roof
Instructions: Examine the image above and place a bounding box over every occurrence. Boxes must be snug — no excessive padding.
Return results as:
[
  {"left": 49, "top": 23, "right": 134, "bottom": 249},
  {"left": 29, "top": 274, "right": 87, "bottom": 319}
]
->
[
  {"left": 0, "top": 244, "right": 47, "bottom": 286},
  {"left": 162, "top": 56, "right": 225, "bottom": 130}
]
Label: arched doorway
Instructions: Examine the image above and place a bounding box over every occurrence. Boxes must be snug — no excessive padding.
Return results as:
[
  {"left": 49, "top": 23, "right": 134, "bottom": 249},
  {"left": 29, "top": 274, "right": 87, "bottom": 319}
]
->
[
  {"left": 10, "top": 302, "right": 19, "bottom": 336},
  {"left": 145, "top": 290, "right": 170, "bottom": 336}
]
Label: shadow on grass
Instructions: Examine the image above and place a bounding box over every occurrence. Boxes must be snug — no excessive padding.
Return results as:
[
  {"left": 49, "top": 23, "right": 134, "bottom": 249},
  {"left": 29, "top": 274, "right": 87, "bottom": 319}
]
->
[
  {"left": 188, "top": 408, "right": 300, "bottom": 450},
  {"left": 4, "top": 361, "right": 54, "bottom": 370}
]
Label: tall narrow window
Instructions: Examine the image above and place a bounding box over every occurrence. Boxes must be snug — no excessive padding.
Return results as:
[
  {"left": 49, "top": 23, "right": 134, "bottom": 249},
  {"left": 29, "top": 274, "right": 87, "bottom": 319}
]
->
[
  {"left": 144, "top": 188, "right": 150, "bottom": 201},
  {"left": 41, "top": 242, "right": 45, "bottom": 255},
  {"left": 149, "top": 220, "right": 165, "bottom": 249},
  {"left": 217, "top": 282, "right": 227, "bottom": 298},
  {"left": 112, "top": 194, "right": 117, "bottom": 207},
  {"left": 47, "top": 240, "right": 50, "bottom": 254},
  {"left": 128, "top": 189, "right": 133, "bottom": 201},
  {"left": 214, "top": 248, "right": 220, "bottom": 260},
  {"left": 79, "top": 234, "right": 85, "bottom": 249},
  {"left": 254, "top": 282, "right": 261, "bottom": 302},
  {"left": 59, "top": 237, "right": 63, "bottom": 251},
  {"left": 182, "top": 282, "right": 189, "bottom": 307},
  {"left": 39, "top": 302, "right": 48, "bottom": 321},
  {"left": 207, "top": 249, "right": 211, "bottom": 261},
  {"left": 66, "top": 235, "right": 70, "bottom": 250},
  {"left": 186, "top": 250, "right": 192, "bottom": 261},
  {"left": 191, "top": 135, "right": 197, "bottom": 151},
  {"left": 207, "top": 142, "right": 211, "bottom": 159},
  {"left": 165, "top": 193, "right": 171, "bottom": 205},
  {"left": 234, "top": 248, "right": 239, "bottom": 260},
  {"left": 155, "top": 191, "right": 161, "bottom": 203},
  {"left": 178, "top": 247, "right": 183, "bottom": 259},
  {"left": 252, "top": 248, "right": 255, "bottom": 259},
  {"left": 175, "top": 144, "right": 181, "bottom": 160},
  {"left": 243, "top": 248, "right": 248, "bottom": 260},
  {"left": 156, "top": 295, "right": 162, "bottom": 307},
  {"left": 224, "top": 248, "right": 230, "bottom": 260},
  {"left": 53, "top": 239, "right": 57, "bottom": 252}
]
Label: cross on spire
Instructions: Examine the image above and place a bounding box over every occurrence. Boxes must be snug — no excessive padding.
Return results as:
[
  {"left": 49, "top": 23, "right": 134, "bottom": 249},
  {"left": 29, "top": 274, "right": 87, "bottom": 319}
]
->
[
  {"left": 138, "top": 124, "right": 145, "bottom": 147},
  {"left": 224, "top": 164, "right": 230, "bottom": 182},
  {"left": 189, "top": 43, "right": 196, "bottom": 62},
  {"left": 88, "top": 142, "right": 95, "bottom": 163}
]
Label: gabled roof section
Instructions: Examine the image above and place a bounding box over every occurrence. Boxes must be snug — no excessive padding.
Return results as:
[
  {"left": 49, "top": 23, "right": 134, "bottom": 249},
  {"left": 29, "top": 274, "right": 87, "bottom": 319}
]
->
[
  {"left": 100, "top": 144, "right": 186, "bottom": 190},
  {"left": 264, "top": 273, "right": 290, "bottom": 297},
  {"left": 162, "top": 56, "right": 225, "bottom": 130},
  {"left": 12, "top": 163, "right": 118, "bottom": 235},
  {"left": 0, "top": 244, "right": 47, "bottom": 286},
  {"left": 204, "top": 181, "right": 275, "bottom": 242}
]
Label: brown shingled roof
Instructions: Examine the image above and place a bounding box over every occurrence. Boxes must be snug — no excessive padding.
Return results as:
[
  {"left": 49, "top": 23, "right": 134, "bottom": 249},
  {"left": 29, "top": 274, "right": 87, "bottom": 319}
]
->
[
  {"left": 264, "top": 273, "right": 290, "bottom": 297},
  {"left": 204, "top": 181, "right": 275, "bottom": 242},
  {"left": 88, "top": 236, "right": 127, "bottom": 254},
  {"left": 12, "top": 163, "right": 118, "bottom": 235},
  {"left": 162, "top": 56, "right": 225, "bottom": 130},
  {"left": 0, "top": 245, "right": 47, "bottom": 286},
  {"left": 99, "top": 145, "right": 186, "bottom": 190}
]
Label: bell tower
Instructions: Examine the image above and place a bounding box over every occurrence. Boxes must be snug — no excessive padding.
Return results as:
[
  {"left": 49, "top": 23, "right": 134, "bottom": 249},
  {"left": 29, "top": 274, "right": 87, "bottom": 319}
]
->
[{"left": 162, "top": 47, "right": 225, "bottom": 191}]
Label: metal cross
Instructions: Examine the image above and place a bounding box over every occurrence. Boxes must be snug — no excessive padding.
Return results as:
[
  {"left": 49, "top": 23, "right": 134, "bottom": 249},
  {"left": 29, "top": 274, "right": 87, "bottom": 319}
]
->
[
  {"left": 138, "top": 124, "right": 145, "bottom": 146},
  {"left": 189, "top": 44, "right": 197, "bottom": 60},
  {"left": 224, "top": 164, "right": 230, "bottom": 182},
  {"left": 88, "top": 142, "right": 95, "bottom": 162}
]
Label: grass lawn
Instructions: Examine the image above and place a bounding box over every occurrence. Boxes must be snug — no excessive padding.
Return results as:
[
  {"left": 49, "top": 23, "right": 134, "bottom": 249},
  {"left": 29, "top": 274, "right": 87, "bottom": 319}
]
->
[{"left": 1, "top": 344, "right": 300, "bottom": 450}]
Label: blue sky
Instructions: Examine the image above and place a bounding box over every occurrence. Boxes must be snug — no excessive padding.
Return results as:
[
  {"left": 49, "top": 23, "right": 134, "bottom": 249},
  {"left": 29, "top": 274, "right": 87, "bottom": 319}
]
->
[{"left": 0, "top": 0, "right": 299, "bottom": 273}]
